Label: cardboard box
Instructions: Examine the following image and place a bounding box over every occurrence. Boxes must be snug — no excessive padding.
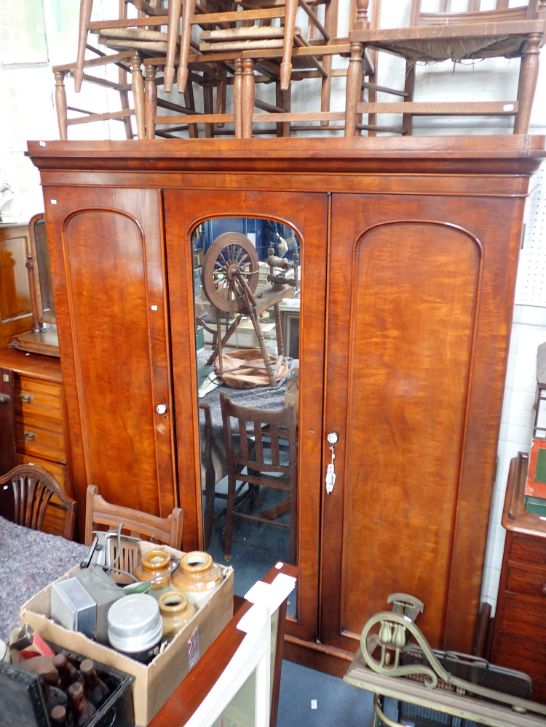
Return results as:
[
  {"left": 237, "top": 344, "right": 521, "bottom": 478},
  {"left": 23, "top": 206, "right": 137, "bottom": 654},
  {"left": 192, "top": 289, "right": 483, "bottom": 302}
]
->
[{"left": 20, "top": 544, "right": 234, "bottom": 726}]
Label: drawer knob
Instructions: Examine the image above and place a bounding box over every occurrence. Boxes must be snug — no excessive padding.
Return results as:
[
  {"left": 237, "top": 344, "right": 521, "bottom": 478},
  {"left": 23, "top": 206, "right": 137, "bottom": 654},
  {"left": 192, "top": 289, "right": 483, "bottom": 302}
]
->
[
  {"left": 24, "top": 431, "right": 37, "bottom": 442},
  {"left": 19, "top": 393, "right": 33, "bottom": 404},
  {"left": 541, "top": 584, "right": 546, "bottom": 597},
  {"left": 0, "top": 393, "right": 10, "bottom": 405}
]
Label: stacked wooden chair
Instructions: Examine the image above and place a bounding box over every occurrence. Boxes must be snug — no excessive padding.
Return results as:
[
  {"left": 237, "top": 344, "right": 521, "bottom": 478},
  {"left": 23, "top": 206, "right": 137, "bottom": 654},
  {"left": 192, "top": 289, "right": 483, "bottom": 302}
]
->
[
  {"left": 53, "top": 0, "right": 196, "bottom": 139},
  {"left": 141, "top": 0, "right": 350, "bottom": 138},
  {"left": 53, "top": 0, "right": 546, "bottom": 139},
  {"left": 56, "top": 0, "right": 353, "bottom": 138},
  {"left": 345, "top": 0, "right": 546, "bottom": 136}
]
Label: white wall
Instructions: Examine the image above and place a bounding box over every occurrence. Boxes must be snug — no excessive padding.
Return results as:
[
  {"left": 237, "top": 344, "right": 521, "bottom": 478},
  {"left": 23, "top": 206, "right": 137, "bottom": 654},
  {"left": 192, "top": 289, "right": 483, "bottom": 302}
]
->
[{"left": 1, "top": 0, "right": 546, "bottom": 611}]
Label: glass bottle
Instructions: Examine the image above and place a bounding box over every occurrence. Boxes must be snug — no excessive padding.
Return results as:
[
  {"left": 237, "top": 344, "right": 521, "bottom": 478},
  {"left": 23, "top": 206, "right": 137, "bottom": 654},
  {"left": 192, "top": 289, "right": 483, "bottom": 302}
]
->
[
  {"left": 41, "top": 679, "right": 68, "bottom": 713},
  {"left": 68, "top": 681, "right": 96, "bottom": 726},
  {"left": 53, "top": 653, "right": 83, "bottom": 690},
  {"left": 80, "top": 658, "right": 110, "bottom": 707},
  {"left": 50, "top": 704, "right": 68, "bottom": 726}
]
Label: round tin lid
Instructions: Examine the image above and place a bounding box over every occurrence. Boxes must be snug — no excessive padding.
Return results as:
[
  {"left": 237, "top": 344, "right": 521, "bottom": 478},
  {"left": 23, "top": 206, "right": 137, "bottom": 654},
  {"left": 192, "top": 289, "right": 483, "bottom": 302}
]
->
[{"left": 108, "top": 593, "right": 162, "bottom": 652}]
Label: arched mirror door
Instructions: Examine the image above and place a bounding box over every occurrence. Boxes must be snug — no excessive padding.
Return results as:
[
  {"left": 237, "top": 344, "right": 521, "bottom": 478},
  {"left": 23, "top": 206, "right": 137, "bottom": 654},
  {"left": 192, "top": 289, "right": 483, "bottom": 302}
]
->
[
  {"left": 192, "top": 217, "right": 300, "bottom": 615},
  {"left": 164, "top": 188, "right": 327, "bottom": 641}
]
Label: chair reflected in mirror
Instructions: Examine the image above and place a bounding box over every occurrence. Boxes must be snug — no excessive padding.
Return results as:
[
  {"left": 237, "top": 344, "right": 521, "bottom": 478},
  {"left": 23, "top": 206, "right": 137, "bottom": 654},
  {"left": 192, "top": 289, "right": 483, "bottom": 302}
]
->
[{"left": 220, "top": 392, "right": 298, "bottom": 564}]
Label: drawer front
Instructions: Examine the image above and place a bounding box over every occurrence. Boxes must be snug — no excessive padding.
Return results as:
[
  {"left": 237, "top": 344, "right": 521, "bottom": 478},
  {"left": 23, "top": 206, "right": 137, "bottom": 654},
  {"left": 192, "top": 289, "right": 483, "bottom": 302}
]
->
[
  {"left": 506, "top": 564, "right": 546, "bottom": 599},
  {"left": 492, "top": 632, "right": 546, "bottom": 703},
  {"left": 495, "top": 594, "right": 546, "bottom": 642},
  {"left": 508, "top": 532, "right": 546, "bottom": 568},
  {"left": 16, "top": 419, "right": 66, "bottom": 463},
  {"left": 16, "top": 376, "right": 63, "bottom": 424}
]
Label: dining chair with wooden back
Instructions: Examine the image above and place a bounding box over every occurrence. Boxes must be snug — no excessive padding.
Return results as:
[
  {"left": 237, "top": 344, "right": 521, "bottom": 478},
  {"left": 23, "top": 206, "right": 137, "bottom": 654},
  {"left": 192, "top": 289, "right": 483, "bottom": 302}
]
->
[
  {"left": 220, "top": 392, "right": 298, "bottom": 563},
  {"left": 84, "top": 484, "right": 184, "bottom": 549},
  {"left": 162, "top": 0, "right": 337, "bottom": 137},
  {"left": 345, "top": 0, "right": 546, "bottom": 136},
  {"left": 0, "top": 463, "right": 77, "bottom": 540}
]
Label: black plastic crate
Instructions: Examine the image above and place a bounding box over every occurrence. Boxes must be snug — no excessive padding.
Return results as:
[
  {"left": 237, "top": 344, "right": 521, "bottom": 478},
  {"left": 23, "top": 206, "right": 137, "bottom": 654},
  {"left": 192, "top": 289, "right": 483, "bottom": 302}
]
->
[
  {"left": 58, "top": 647, "right": 134, "bottom": 727},
  {"left": 0, "top": 661, "right": 49, "bottom": 727},
  {"left": 0, "top": 646, "right": 134, "bottom": 727}
]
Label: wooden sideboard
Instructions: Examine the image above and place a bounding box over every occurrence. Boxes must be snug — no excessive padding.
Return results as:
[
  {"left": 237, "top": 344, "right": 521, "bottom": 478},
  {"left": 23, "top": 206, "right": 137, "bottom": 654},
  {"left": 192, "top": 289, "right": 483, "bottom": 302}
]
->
[
  {"left": 0, "top": 223, "right": 32, "bottom": 348},
  {"left": 0, "top": 347, "right": 72, "bottom": 536},
  {"left": 27, "top": 135, "right": 546, "bottom": 673},
  {"left": 491, "top": 452, "right": 546, "bottom": 703}
]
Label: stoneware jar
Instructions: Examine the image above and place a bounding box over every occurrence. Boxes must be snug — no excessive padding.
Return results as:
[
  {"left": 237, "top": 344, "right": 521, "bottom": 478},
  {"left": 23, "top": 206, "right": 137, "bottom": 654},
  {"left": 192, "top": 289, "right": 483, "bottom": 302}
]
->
[
  {"left": 158, "top": 590, "right": 197, "bottom": 639},
  {"left": 171, "top": 551, "right": 222, "bottom": 608},
  {"left": 134, "top": 548, "right": 173, "bottom": 598},
  {"left": 107, "top": 593, "right": 162, "bottom": 663}
]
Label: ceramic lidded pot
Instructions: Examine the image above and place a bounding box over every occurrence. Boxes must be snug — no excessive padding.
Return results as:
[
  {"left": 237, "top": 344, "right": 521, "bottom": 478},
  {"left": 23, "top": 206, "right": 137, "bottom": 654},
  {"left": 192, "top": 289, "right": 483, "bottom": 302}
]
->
[
  {"left": 158, "top": 590, "right": 197, "bottom": 639},
  {"left": 107, "top": 594, "right": 162, "bottom": 663},
  {"left": 171, "top": 551, "right": 222, "bottom": 608},
  {"left": 134, "top": 548, "right": 173, "bottom": 598}
]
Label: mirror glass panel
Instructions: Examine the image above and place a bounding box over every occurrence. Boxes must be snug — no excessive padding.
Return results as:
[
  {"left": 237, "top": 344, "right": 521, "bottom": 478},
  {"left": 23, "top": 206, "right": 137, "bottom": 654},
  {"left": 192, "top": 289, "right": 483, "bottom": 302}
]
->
[
  {"left": 192, "top": 217, "right": 300, "bottom": 616},
  {"left": 31, "top": 215, "right": 55, "bottom": 324}
]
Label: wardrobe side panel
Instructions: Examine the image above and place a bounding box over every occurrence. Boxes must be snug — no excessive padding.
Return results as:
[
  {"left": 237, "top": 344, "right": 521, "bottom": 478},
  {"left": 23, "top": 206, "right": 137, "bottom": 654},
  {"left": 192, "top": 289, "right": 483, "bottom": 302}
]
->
[
  {"left": 43, "top": 187, "right": 176, "bottom": 521},
  {"left": 324, "top": 192, "right": 524, "bottom": 653}
]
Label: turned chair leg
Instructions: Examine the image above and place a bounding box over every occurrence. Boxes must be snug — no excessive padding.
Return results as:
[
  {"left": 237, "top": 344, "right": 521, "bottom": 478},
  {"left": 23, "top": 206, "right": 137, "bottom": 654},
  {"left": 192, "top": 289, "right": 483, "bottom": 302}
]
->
[
  {"left": 130, "top": 53, "right": 146, "bottom": 140},
  {"left": 515, "top": 33, "right": 541, "bottom": 134},
  {"left": 75, "top": 0, "right": 94, "bottom": 93},
  {"left": 345, "top": 42, "right": 364, "bottom": 137},
  {"left": 164, "top": 0, "right": 182, "bottom": 92},
  {"left": 234, "top": 58, "right": 244, "bottom": 138},
  {"left": 280, "top": 0, "right": 298, "bottom": 91},
  {"left": 241, "top": 59, "right": 255, "bottom": 139},
  {"left": 177, "top": 0, "right": 197, "bottom": 93},
  {"left": 144, "top": 64, "right": 157, "bottom": 139},
  {"left": 54, "top": 71, "right": 68, "bottom": 140}
]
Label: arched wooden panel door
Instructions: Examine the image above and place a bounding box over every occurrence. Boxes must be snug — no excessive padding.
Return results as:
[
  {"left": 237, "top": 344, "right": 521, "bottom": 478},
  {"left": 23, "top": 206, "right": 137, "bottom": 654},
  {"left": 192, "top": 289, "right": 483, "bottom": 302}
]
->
[
  {"left": 163, "top": 189, "right": 328, "bottom": 643},
  {"left": 323, "top": 192, "right": 523, "bottom": 655},
  {"left": 43, "top": 187, "right": 176, "bottom": 522}
]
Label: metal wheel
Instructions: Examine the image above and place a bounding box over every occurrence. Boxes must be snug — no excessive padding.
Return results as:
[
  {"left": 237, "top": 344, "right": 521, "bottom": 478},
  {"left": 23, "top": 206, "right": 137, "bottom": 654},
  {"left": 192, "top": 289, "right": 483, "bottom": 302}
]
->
[{"left": 202, "top": 232, "right": 260, "bottom": 313}]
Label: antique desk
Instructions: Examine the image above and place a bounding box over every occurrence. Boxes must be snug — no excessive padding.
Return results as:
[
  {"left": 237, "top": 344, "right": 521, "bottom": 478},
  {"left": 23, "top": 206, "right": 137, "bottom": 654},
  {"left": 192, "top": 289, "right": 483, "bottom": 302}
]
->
[
  {"left": 490, "top": 452, "right": 546, "bottom": 703},
  {"left": 0, "top": 347, "right": 72, "bottom": 536}
]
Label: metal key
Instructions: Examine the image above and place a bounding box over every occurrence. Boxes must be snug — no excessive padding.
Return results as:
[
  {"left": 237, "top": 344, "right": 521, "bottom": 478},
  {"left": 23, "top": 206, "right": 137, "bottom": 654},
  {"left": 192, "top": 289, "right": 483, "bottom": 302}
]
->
[{"left": 325, "top": 432, "right": 338, "bottom": 494}]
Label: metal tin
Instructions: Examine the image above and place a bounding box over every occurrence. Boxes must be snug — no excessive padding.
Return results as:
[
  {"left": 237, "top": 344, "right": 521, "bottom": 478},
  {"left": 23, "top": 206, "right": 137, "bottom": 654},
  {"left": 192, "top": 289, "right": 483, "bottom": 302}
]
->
[
  {"left": 107, "top": 594, "right": 162, "bottom": 663},
  {"left": 51, "top": 577, "right": 96, "bottom": 638}
]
